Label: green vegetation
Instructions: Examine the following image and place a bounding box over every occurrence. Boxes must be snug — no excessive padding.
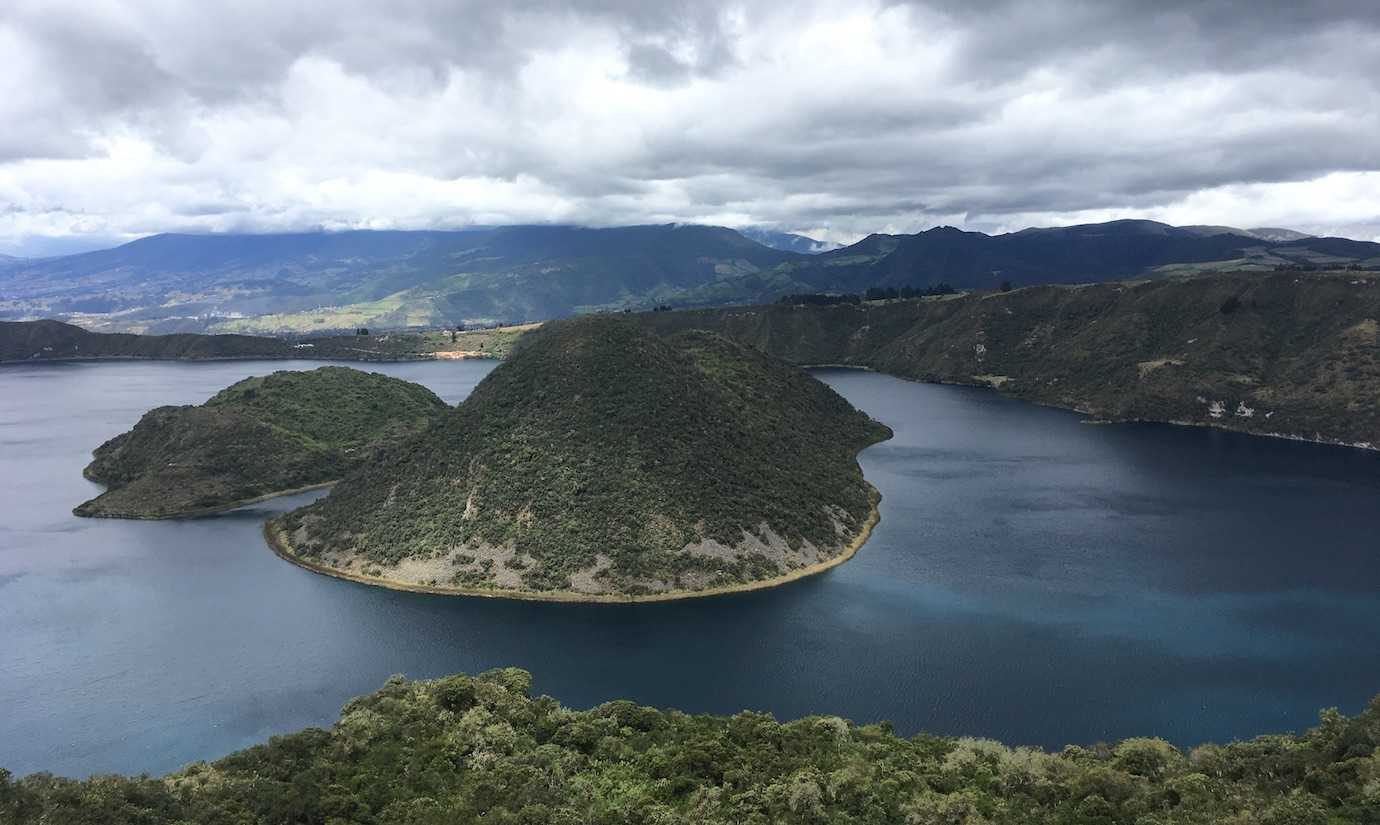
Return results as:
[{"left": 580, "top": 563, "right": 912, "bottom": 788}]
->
[
  {"left": 75, "top": 367, "right": 447, "bottom": 518},
  {"left": 7, "top": 669, "right": 1378, "bottom": 824},
  {"left": 1, "top": 319, "right": 296, "bottom": 362},
  {"left": 0, "top": 319, "right": 523, "bottom": 363},
  {"left": 8, "top": 222, "right": 1377, "bottom": 335},
  {"left": 272, "top": 316, "right": 890, "bottom": 597},
  {"left": 641, "top": 271, "right": 1380, "bottom": 450}
]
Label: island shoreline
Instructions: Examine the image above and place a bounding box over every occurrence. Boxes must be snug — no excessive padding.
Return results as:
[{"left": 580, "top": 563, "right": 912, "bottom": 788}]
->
[
  {"left": 76, "top": 480, "right": 339, "bottom": 520},
  {"left": 262, "top": 485, "right": 882, "bottom": 604}
]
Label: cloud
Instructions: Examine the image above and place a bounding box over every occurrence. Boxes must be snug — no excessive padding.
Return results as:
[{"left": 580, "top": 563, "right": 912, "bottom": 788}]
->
[{"left": 0, "top": 0, "right": 1377, "bottom": 255}]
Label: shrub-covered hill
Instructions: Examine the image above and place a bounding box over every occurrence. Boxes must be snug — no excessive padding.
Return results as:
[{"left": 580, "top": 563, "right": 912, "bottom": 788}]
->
[
  {"left": 641, "top": 271, "right": 1380, "bottom": 450},
  {"left": 269, "top": 316, "right": 891, "bottom": 599},
  {"left": 74, "top": 367, "right": 448, "bottom": 519},
  {"left": 6, "top": 669, "right": 1378, "bottom": 825}
]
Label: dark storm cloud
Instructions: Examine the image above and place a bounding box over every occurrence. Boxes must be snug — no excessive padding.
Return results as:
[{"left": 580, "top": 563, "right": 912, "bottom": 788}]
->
[
  {"left": 1, "top": 0, "right": 1378, "bottom": 253},
  {"left": 916, "top": 0, "right": 1380, "bottom": 77}
]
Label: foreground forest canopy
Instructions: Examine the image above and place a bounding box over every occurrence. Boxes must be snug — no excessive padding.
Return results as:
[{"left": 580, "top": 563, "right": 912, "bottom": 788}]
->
[
  {"left": 5, "top": 669, "right": 1377, "bottom": 824},
  {"left": 271, "top": 316, "right": 890, "bottom": 599},
  {"left": 75, "top": 367, "right": 447, "bottom": 518}
]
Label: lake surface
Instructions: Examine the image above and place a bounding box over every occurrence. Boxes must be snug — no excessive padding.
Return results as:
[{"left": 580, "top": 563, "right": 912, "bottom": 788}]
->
[{"left": 2, "top": 360, "right": 1378, "bottom": 778}]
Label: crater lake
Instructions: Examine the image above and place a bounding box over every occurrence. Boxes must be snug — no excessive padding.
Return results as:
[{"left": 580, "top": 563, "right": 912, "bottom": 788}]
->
[{"left": 2, "top": 360, "right": 1378, "bottom": 777}]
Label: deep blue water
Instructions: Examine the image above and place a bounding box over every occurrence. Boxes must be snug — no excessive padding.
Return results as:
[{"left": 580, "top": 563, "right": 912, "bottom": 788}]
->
[{"left": 1, "top": 360, "right": 1378, "bottom": 778}]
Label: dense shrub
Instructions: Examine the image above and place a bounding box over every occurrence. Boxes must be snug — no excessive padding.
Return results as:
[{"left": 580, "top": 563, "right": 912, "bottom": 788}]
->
[{"left": 8, "top": 671, "right": 1378, "bottom": 824}]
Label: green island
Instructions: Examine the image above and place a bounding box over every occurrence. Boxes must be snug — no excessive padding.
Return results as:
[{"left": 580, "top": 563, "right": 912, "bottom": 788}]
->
[
  {"left": 269, "top": 316, "right": 891, "bottom": 600},
  {"left": 5, "top": 668, "right": 1377, "bottom": 824},
  {"left": 74, "top": 367, "right": 448, "bottom": 519}
]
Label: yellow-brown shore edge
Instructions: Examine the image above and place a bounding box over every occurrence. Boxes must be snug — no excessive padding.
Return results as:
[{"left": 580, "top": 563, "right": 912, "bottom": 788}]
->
[
  {"left": 75, "top": 480, "right": 338, "bottom": 520},
  {"left": 262, "top": 485, "right": 882, "bottom": 603}
]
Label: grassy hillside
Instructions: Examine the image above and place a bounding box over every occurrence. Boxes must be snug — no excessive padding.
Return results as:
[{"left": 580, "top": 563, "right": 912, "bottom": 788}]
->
[
  {"left": 75, "top": 367, "right": 447, "bottom": 518},
  {"left": 641, "top": 272, "right": 1380, "bottom": 450},
  {"left": 271, "top": 316, "right": 890, "bottom": 598},
  {"left": 0, "top": 319, "right": 523, "bottom": 363},
  {"left": 0, "top": 225, "right": 802, "bottom": 333},
  {"left": 7, "top": 668, "right": 1378, "bottom": 824}
]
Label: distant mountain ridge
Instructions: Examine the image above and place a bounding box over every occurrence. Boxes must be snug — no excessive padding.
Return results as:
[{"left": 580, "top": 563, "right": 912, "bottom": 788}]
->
[
  {"left": 0, "top": 224, "right": 800, "bottom": 333},
  {"left": 737, "top": 227, "right": 838, "bottom": 253},
  {"left": 1, "top": 220, "right": 1375, "bottom": 333},
  {"left": 767, "top": 219, "right": 1375, "bottom": 295},
  {"left": 1179, "top": 225, "right": 1313, "bottom": 242}
]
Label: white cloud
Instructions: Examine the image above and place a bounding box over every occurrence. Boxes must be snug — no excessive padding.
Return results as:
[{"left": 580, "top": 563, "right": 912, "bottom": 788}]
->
[{"left": 0, "top": 0, "right": 1377, "bottom": 255}]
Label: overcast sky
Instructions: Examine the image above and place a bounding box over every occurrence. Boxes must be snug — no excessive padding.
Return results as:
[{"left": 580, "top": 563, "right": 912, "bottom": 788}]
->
[{"left": 2, "top": 0, "right": 1378, "bottom": 255}]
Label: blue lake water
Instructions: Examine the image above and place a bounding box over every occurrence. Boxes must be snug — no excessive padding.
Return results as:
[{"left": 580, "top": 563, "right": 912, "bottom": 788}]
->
[{"left": 1, "top": 360, "right": 1378, "bottom": 778}]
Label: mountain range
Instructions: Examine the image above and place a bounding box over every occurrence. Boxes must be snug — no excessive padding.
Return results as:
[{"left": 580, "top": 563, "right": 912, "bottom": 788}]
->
[
  {"left": 737, "top": 227, "right": 840, "bottom": 253},
  {"left": 2, "top": 220, "right": 1376, "bottom": 334}
]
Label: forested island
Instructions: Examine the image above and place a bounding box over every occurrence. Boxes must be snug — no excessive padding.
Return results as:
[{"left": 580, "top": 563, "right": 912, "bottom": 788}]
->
[
  {"left": 75, "top": 367, "right": 447, "bottom": 518},
  {"left": 268, "top": 316, "right": 891, "bottom": 600},
  {"left": 6, "top": 668, "right": 1377, "bottom": 824}
]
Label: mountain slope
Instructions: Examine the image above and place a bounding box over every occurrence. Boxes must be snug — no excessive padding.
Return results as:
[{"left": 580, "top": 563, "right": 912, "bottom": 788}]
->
[
  {"left": 0, "top": 225, "right": 804, "bottom": 333},
  {"left": 770, "top": 220, "right": 1379, "bottom": 294},
  {"left": 738, "top": 227, "right": 838, "bottom": 253},
  {"left": 641, "top": 271, "right": 1380, "bottom": 450},
  {"left": 5, "top": 221, "right": 1377, "bottom": 334},
  {"left": 269, "top": 315, "right": 890, "bottom": 599},
  {"left": 75, "top": 367, "right": 447, "bottom": 518}
]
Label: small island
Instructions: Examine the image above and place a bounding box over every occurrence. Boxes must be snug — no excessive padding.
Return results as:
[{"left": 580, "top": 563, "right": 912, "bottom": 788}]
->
[
  {"left": 268, "top": 316, "right": 892, "bottom": 600},
  {"left": 75, "top": 367, "right": 448, "bottom": 518}
]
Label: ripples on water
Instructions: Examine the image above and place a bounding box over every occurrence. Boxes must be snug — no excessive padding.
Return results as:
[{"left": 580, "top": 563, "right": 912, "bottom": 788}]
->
[{"left": 1, "top": 360, "right": 1378, "bottom": 777}]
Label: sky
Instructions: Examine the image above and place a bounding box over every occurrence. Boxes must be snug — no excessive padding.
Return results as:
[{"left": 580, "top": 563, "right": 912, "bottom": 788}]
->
[{"left": 1, "top": 0, "right": 1379, "bottom": 256}]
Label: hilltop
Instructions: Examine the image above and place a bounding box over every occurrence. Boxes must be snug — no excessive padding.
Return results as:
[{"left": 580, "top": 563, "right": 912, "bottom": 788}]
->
[
  {"left": 642, "top": 271, "right": 1380, "bottom": 450},
  {"left": 7, "top": 668, "right": 1377, "bottom": 824},
  {"left": 75, "top": 367, "right": 447, "bottom": 518},
  {"left": 268, "top": 316, "right": 891, "bottom": 599}
]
